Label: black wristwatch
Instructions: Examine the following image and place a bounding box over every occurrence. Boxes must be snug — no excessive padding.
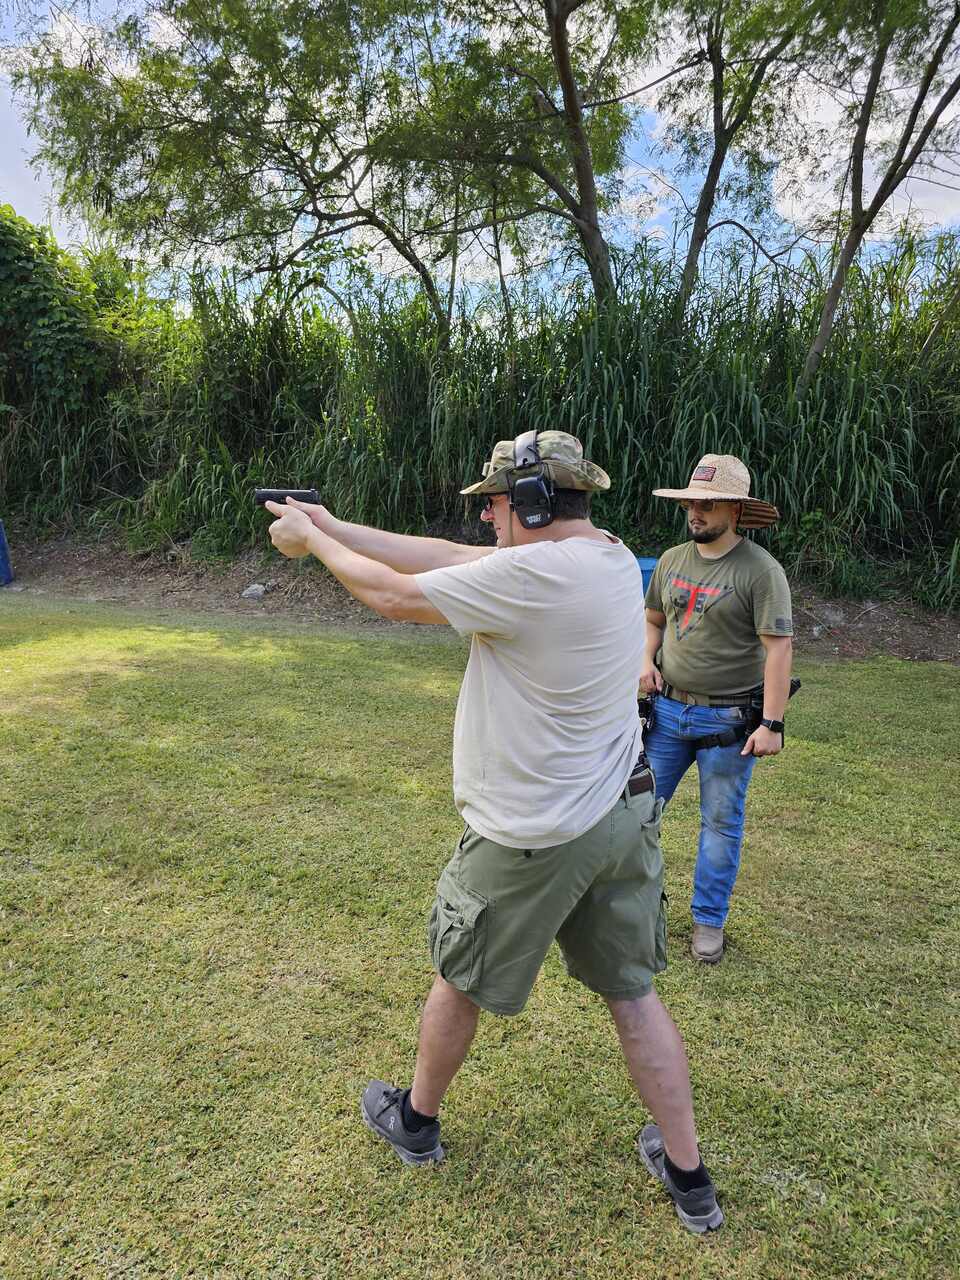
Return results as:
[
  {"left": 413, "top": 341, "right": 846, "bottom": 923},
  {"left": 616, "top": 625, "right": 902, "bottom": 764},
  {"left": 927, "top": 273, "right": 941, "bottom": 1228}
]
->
[{"left": 760, "top": 717, "right": 785, "bottom": 735}]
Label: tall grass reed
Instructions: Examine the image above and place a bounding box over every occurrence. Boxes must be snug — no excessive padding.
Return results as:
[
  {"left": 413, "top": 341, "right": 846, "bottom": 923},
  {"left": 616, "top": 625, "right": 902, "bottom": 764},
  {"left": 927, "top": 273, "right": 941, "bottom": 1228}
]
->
[{"left": 2, "top": 223, "right": 958, "bottom": 608}]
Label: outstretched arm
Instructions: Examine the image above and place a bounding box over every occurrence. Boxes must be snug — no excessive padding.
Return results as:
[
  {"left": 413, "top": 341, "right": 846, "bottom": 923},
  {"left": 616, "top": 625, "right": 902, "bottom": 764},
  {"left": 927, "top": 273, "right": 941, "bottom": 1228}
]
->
[
  {"left": 282, "top": 498, "right": 493, "bottom": 572},
  {"left": 266, "top": 502, "right": 449, "bottom": 624}
]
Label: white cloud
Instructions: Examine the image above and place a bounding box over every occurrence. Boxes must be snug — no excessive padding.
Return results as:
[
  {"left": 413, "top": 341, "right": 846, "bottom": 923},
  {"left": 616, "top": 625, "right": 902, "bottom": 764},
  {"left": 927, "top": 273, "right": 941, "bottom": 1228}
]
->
[
  {"left": 772, "top": 78, "right": 960, "bottom": 233},
  {"left": 145, "top": 12, "right": 182, "bottom": 51}
]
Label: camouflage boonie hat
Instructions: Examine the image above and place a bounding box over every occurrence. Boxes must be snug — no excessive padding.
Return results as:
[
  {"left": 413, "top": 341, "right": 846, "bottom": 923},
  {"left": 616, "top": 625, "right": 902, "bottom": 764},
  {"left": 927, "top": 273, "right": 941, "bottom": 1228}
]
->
[{"left": 460, "top": 430, "right": 611, "bottom": 495}]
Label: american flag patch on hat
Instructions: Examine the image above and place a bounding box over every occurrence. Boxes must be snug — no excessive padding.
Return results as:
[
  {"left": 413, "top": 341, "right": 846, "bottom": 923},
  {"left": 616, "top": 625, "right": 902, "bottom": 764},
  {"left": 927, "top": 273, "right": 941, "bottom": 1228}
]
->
[{"left": 692, "top": 465, "right": 716, "bottom": 481}]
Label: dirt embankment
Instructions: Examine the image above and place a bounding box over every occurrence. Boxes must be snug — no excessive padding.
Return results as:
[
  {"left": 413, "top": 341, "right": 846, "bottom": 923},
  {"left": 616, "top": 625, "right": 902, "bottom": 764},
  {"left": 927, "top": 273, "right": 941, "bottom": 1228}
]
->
[{"left": 2, "top": 533, "right": 958, "bottom": 663}]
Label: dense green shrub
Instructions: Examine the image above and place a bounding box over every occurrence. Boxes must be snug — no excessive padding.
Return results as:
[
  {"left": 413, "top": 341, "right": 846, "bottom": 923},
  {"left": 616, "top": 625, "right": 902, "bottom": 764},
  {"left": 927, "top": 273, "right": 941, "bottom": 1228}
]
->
[
  {"left": 0, "top": 206, "right": 111, "bottom": 411},
  {"left": 1, "top": 208, "right": 958, "bottom": 608},
  {"left": 0, "top": 207, "right": 160, "bottom": 516}
]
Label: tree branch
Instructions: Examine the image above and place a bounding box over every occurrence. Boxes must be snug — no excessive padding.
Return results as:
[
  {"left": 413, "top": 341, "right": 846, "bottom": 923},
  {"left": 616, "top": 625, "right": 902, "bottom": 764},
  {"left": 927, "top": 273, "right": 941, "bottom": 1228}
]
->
[
  {"left": 725, "top": 30, "right": 797, "bottom": 135},
  {"left": 418, "top": 201, "right": 582, "bottom": 236},
  {"left": 351, "top": 200, "right": 447, "bottom": 326},
  {"left": 459, "top": 146, "right": 582, "bottom": 218},
  {"left": 504, "top": 62, "right": 559, "bottom": 110},
  {"left": 880, "top": 4, "right": 960, "bottom": 192},
  {"left": 585, "top": 13, "right": 621, "bottom": 101},
  {"left": 850, "top": 33, "right": 894, "bottom": 220},
  {"left": 582, "top": 53, "right": 711, "bottom": 111},
  {"left": 705, "top": 218, "right": 809, "bottom": 276}
]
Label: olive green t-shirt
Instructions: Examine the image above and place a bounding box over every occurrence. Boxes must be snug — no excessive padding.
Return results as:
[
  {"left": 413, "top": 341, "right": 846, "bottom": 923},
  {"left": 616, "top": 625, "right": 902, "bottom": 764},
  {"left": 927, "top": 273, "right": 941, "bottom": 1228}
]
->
[{"left": 644, "top": 539, "right": 792, "bottom": 696}]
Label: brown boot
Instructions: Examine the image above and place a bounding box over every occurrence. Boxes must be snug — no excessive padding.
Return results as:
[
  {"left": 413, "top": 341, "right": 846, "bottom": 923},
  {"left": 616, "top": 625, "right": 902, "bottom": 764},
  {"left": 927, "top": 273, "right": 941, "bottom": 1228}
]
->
[{"left": 691, "top": 923, "right": 724, "bottom": 964}]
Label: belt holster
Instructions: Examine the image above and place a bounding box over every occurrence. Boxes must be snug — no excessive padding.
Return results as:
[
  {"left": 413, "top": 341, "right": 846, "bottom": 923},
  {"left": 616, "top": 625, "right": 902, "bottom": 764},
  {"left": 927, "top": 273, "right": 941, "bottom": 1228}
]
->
[{"left": 690, "top": 721, "right": 752, "bottom": 752}]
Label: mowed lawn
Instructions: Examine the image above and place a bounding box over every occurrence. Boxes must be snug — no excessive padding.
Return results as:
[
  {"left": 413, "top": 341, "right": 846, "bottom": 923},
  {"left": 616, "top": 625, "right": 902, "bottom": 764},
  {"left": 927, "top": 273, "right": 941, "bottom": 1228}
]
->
[{"left": 1, "top": 600, "right": 958, "bottom": 1280}]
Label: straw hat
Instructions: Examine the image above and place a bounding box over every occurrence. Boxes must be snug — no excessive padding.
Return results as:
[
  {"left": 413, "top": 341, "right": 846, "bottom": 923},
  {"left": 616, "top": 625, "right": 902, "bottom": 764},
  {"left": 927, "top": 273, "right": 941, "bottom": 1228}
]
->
[{"left": 652, "top": 454, "right": 779, "bottom": 529}]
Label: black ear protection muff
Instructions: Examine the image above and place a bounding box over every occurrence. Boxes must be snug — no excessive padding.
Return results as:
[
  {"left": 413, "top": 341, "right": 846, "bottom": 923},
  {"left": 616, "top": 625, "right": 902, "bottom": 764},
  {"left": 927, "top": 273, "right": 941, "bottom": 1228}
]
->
[{"left": 509, "top": 430, "right": 555, "bottom": 529}]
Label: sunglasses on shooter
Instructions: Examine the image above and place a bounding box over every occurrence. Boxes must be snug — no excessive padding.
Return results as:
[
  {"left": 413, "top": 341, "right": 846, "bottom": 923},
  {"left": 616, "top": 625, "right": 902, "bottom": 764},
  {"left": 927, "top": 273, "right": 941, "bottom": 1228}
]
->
[{"left": 480, "top": 495, "right": 507, "bottom": 512}]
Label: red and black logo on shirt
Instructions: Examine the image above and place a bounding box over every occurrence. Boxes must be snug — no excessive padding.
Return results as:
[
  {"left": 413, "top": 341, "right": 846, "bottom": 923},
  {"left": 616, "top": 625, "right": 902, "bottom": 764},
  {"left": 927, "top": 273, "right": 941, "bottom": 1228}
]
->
[{"left": 669, "top": 575, "right": 735, "bottom": 639}]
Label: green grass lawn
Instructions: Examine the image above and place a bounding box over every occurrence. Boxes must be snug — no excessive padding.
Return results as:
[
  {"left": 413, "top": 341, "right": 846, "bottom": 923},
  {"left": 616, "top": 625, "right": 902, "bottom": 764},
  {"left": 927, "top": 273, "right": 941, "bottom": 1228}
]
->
[{"left": 1, "top": 599, "right": 958, "bottom": 1280}]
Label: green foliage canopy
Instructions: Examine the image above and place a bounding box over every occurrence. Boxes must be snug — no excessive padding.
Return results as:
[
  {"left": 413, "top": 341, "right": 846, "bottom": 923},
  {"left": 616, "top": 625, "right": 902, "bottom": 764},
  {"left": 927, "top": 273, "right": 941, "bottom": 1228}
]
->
[
  {"left": 15, "top": 0, "right": 454, "bottom": 319},
  {"left": 13, "top": 0, "right": 671, "bottom": 317}
]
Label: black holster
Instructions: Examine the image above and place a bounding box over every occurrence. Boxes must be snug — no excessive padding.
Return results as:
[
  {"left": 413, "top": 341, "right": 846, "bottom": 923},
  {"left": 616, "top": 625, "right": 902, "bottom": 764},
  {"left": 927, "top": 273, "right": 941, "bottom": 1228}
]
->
[{"left": 690, "top": 720, "right": 753, "bottom": 752}]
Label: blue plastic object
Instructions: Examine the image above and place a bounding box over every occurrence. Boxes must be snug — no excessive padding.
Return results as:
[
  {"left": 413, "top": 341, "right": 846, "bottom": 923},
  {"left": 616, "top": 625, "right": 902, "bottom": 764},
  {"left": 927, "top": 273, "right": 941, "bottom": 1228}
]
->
[
  {"left": 0, "top": 520, "right": 12, "bottom": 586},
  {"left": 636, "top": 555, "right": 658, "bottom": 595}
]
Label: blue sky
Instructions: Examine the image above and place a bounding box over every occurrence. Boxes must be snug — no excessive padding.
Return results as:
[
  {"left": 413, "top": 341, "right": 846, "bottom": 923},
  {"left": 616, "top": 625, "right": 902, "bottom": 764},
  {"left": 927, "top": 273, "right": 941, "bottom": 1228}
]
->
[{"left": 1, "top": 81, "right": 82, "bottom": 244}]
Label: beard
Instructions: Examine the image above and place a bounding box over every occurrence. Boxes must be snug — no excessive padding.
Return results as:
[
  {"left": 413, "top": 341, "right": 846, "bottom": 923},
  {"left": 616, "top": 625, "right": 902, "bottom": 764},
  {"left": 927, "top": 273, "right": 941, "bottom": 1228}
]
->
[{"left": 690, "top": 524, "right": 724, "bottom": 543}]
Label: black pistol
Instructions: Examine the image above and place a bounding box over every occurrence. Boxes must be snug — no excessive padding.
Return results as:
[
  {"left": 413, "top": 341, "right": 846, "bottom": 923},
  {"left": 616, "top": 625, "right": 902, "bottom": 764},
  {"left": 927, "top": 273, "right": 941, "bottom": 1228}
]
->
[{"left": 253, "top": 488, "right": 321, "bottom": 507}]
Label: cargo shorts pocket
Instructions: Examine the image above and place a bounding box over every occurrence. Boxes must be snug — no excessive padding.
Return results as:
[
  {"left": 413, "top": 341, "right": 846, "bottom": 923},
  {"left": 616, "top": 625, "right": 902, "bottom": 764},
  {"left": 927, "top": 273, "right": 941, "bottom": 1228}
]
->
[
  {"left": 429, "top": 868, "right": 488, "bottom": 991},
  {"left": 655, "top": 890, "right": 668, "bottom": 971}
]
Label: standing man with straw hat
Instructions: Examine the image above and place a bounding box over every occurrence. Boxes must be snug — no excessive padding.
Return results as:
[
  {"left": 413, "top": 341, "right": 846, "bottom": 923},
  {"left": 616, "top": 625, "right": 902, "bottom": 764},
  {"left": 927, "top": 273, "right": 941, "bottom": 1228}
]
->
[{"left": 641, "top": 455, "right": 793, "bottom": 964}]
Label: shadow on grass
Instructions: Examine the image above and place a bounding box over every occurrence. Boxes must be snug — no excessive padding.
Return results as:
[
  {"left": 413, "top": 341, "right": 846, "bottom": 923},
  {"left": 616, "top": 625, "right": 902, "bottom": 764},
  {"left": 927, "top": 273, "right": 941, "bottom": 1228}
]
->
[{"left": 1, "top": 614, "right": 464, "bottom": 904}]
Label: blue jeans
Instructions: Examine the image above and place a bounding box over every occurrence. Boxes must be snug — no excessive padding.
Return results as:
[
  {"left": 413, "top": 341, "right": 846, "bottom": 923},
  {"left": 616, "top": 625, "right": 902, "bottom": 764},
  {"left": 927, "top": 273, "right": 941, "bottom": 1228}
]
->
[{"left": 644, "top": 696, "right": 756, "bottom": 928}]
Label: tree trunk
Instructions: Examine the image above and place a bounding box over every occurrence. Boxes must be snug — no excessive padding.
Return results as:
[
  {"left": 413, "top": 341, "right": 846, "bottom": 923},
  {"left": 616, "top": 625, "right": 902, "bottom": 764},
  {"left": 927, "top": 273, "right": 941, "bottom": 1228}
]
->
[
  {"left": 546, "top": 1, "right": 615, "bottom": 305},
  {"left": 491, "top": 208, "right": 515, "bottom": 341},
  {"left": 393, "top": 236, "right": 451, "bottom": 348},
  {"left": 354, "top": 207, "right": 451, "bottom": 347},
  {"left": 578, "top": 219, "right": 615, "bottom": 304},
  {"left": 677, "top": 142, "right": 728, "bottom": 313},
  {"left": 445, "top": 183, "right": 461, "bottom": 330},
  {"left": 795, "top": 225, "right": 864, "bottom": 400},
  {"left": 795, "top": 12, "right": 960, "bottom": 399},
  {"left": 674, "top": 15, "right": 795, "bottom": 319},
  {"left": 317, "top": 281, "right": 362, "bottom": 346}
]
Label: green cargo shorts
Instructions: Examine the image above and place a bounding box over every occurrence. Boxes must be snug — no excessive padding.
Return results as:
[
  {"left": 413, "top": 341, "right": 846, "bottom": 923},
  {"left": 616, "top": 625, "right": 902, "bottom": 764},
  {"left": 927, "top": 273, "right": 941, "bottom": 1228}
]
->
[{"left": 427, "top": 780, "right": 667, "bottom": 1016}]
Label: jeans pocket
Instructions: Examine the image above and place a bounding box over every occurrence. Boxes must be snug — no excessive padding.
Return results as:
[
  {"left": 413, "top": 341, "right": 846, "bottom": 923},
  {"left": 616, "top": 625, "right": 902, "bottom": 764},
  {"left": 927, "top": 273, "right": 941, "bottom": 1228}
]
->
[{"left": 429, "top": 868, "right": 488, "bottom": 990}]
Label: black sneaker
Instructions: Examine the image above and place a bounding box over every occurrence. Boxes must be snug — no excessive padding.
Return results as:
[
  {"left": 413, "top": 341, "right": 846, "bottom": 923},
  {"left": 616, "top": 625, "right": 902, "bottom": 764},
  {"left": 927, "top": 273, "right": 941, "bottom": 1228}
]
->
[
  {"left": 637, "top": 1124, "right": 724, "bottom": 1234},
  {"left": 361, "top": 1081, "right": 445, "bottom": 1166}
]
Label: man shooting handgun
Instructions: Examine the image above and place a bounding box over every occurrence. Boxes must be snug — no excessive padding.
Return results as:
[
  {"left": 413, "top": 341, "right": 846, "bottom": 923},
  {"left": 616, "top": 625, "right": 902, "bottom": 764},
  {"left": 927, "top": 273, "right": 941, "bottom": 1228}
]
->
[{"left": 263, "top": 431, "right": 725, "bottom": 1235}]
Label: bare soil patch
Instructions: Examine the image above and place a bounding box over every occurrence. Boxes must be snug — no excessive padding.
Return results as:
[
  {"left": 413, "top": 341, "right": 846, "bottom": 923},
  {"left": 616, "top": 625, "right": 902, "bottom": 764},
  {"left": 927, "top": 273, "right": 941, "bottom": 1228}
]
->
[{"left": 3, "top": 532, "right": 958, "bottom": 662}]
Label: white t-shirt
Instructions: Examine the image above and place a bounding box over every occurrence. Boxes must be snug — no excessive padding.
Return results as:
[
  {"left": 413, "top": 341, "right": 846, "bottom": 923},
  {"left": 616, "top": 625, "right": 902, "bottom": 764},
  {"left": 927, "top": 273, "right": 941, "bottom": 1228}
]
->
[{"left": 416, "top": 536, "right": 645, "bottom": 849}]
